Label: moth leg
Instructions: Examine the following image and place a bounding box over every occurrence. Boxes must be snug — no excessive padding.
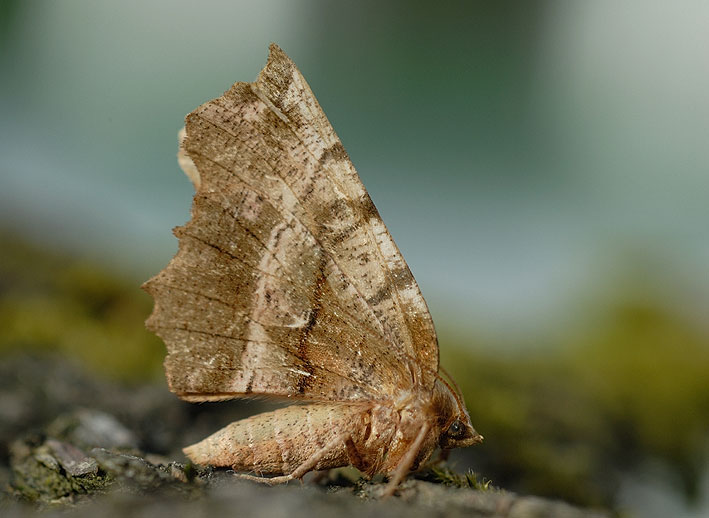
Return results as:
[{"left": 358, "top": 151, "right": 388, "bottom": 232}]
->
[
  {"left": 344, "top": 435, "right": 371, "bottom": 475},
  {"left": 381, "top": 422, "right": 430, "bottom": 498},
  {"left": 234, "top": 472, "right": 293, "bottom": 486},
  {"left": 235, "top": 432, "right": 349, "bottom": 486}
]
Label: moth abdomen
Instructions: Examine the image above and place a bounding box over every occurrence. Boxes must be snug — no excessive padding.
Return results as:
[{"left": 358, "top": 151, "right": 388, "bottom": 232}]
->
[{"left": 183, "top": 402, "right": 370, "bottom": 474}]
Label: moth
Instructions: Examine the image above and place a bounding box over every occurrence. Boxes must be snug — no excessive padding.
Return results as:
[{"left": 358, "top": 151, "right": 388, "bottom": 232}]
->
[{"left": 144, "top": 44, "right": 482, "bottom": 496}]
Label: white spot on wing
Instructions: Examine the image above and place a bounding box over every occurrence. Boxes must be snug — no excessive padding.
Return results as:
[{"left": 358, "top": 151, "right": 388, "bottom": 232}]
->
[
  {"left": 177, "top": 127, "right": 200, "bottom": 190},
  {"left": 251, "top": 84, "right": 289, "bottom": 124},
  {"left": 288, "top": 368, "right": 313, "bottom": 377}
]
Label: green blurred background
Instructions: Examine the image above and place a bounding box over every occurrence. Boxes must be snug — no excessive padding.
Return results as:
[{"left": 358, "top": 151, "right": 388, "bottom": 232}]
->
[{"left": 1, "top": 1, "right": 707, "bottom": 516}]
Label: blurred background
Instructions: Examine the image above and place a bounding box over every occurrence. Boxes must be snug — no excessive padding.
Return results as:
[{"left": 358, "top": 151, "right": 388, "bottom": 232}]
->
[{"left": 0, "top": 1, "right": 707, "bottom": 516}]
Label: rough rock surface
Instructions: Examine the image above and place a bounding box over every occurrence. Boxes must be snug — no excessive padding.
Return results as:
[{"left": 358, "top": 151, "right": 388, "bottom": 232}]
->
[{"left": 0, "top": 355, "right": 609, "bottom": 517}]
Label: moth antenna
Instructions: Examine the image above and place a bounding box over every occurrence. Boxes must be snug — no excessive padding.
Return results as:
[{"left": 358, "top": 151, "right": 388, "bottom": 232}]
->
[
  {"left": 438, "top": 366, "right": 466, "bottom": 409},
  {"left": 435, "top": 370, "right": 464, "bottom": 414},
  {"left": 439, "top": 365, "right": 464, "bottom": 400}
]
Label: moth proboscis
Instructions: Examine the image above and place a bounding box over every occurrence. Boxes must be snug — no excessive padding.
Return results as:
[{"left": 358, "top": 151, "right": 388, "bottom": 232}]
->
[{"left": 143, "top": 43, "right": 482, "bottom": 497}]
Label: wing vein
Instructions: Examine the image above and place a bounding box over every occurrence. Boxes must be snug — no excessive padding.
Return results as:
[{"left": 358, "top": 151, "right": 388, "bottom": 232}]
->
[
  {"left": 186, "top": 141, "right": 395, "bottom": 347},
  {"left": 151, "top": 278, "right": 385, "bottom": 342},
  {"left": 157, "top": 325, "right": 381, "bottom": 398}
]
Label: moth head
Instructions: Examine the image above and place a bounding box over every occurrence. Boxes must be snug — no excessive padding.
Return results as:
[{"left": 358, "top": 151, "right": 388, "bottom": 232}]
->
[{"left": 432, "top": 372, "right": 483, "bottom": 450}]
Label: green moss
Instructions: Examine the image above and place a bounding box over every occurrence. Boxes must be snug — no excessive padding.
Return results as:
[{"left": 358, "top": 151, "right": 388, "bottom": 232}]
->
[
  {"left": 10, "top": 444, "right": 113, "bottom": 503},
  {"left": 427, "top": 466, "right": 494, "bottom": 491},
  {"left": 182, "top": 463, "right": 198, "bottom": 483}
]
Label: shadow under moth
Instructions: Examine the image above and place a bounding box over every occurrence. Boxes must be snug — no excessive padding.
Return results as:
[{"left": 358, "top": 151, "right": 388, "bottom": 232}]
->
[{"left": 143, "top": 43, "right": 482, "bottom": 496}]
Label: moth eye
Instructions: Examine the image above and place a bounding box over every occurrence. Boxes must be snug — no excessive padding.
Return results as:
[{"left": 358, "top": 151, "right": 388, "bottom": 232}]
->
[{"left": 448, "top": 419, "right": 464, "bottom": 438}]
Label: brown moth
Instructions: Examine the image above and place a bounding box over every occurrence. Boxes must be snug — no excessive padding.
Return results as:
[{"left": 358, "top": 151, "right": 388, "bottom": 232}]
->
[{"left": 143, "top": 43, "right": 482, "bottom": 496}]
